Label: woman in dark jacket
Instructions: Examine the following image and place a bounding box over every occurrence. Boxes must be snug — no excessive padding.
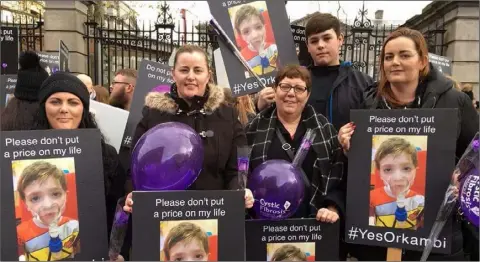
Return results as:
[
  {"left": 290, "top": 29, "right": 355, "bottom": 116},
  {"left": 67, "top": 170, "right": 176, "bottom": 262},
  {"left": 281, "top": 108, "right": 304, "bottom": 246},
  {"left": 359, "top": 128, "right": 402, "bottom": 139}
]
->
[
  {"left": 34, "top": 71, "right": 127, "bottom": 248},
  {"left": 1, "top": 51, "right": 49, "bottom": 131},
  {"left": 247, "top": 65, "right": 347, "bottom": 222},
  {"left": 123, "top": 45, "right": 253, "bottom": 213},
  {"left": 339, "top": 27, "right": 478, "bottom": 261}
]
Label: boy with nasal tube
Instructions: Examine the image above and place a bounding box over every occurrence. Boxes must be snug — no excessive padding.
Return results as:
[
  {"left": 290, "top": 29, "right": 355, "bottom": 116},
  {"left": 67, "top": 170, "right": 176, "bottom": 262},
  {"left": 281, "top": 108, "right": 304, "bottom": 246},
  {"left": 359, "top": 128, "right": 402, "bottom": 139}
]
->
[
  {"left": 369, "top": 137, "right": 425, "bottom": 229},
  {"left": 16, "top": 161, "right": 79, "bottom": 261},
  {"left": 234, "top": 4, "right": 279, "bottom": 76}
]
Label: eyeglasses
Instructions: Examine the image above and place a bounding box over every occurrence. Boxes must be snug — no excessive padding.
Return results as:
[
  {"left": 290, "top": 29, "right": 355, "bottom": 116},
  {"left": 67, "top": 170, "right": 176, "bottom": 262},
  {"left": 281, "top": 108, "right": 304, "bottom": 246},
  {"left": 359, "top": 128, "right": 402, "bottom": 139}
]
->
[
  {"left": 277, "top": 83, "right": 308, "bottom": 94},
  {"left": 111, "top": 81, "right": 131, "bottom": 86}
]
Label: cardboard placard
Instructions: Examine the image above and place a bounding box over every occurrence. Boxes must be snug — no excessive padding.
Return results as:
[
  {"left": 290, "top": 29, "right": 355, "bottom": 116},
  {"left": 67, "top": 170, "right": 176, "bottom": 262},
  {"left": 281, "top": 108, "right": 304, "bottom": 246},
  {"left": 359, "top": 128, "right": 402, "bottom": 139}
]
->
[
  {"left": 290, "top": 25, "right": 311, "bottom": 66},
  {"left": 37, "top": 51, "right": 60, "bottom": 75},
  {"left": 59, "top": 40, "right": 69, "bottom": 72},
  {"left": 207, "top": 0, "right": 299, "bottom": 96},
  {"left": 1, "top": 74, "right": 17, "bottom": 108},
  {"left": 1, "top": 26, "right": 19, "bottom": 75},
  {"left": 132, "top": 190, "right": 245, "bottom": 261},
  {"left": 121, "top": 60, "right": 173, "bottom": 148},
  {"left": 345, "top": 109, "right": 457, "bottom": 253},
  {"left": 89, "top": 100, "right": 129, "bottom": 152},
  {"left": 246, "top": 218, "right": 339, "bottom": 261},
  {"left": 428, "top": 53, "right": 451, "bottom": 76},
  {"left": 1, "top": 129, "right": 108, "bottom": 261}
]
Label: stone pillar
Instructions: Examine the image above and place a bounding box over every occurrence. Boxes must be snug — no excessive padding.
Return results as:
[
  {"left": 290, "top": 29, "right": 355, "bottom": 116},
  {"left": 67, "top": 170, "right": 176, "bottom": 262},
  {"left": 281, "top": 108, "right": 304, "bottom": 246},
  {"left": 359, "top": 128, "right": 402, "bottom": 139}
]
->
[
  {"left": 404, "top": 1, "right": 479, "bottom": 96},
  {"left": 444, "top": 4, "right": 479, "bottom": 94},
  {"left": 43, "top": 1, "right": 89, "bottom": 74}
]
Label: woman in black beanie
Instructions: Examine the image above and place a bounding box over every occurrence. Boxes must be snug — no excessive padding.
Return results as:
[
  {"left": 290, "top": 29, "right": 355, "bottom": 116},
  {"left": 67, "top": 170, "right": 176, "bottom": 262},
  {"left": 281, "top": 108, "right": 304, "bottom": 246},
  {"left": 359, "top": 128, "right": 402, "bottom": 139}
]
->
[
  {"left": 1, "top": 51, "right": 49, "bottom": 131},
  {"left": 34, "top": 71, "right": 127, "bottom": 255}
]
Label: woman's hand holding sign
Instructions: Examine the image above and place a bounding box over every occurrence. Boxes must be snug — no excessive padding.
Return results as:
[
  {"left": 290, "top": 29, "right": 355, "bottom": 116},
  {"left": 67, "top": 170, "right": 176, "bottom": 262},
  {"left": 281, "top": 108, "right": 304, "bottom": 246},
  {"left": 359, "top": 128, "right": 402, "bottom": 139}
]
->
[
  {"left": 338, "top": 122, "right": 356, "bottom": 153},
  {"left": 316, "top": 206, "right": 340, "bottom": 223},
  {"left": 123, "top": 192, "right": 133, "bottom": 213},
  {"left": 245, "top": 188, "right": 254, "bottom": 209},
  {"left": 256, "top": 86, "right": 275, "bottom": 111}
]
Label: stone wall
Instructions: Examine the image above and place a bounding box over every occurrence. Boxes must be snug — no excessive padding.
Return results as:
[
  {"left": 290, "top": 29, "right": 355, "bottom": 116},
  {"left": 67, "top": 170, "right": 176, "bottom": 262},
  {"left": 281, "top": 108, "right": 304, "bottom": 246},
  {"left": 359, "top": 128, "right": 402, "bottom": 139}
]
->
[{"left": 405, "top": 1, "right": 479, "bottom": 97}]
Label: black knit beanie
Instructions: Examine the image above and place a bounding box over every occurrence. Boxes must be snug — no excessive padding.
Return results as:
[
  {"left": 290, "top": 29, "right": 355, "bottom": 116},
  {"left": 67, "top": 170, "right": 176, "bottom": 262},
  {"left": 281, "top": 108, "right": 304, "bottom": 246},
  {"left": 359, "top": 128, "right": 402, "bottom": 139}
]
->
[
  {"left": 14, "top": 51, "right": 49, "bottom": 101},
  {"left": 38, "top": 71, "right": 90, "bottom": 110}
]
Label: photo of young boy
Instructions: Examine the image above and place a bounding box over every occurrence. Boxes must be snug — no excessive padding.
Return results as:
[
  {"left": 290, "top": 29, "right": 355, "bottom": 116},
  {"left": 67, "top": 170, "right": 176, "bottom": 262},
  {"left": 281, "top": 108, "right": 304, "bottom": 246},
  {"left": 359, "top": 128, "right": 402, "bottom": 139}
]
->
[
  {"left": 267, "top": 242, "right": 314, "bottom": 261},
  {"left": 14, "top": 159, "right": 79, "bottom": 261},
  {"left": 160, "top": 220, "right": 218, "bottom": 261},
  {"left": 229, "top": 1, "right": 280, "bottom": 77},
  {"left": 369, "top": 136, "right": 426, "bottom": 230}
]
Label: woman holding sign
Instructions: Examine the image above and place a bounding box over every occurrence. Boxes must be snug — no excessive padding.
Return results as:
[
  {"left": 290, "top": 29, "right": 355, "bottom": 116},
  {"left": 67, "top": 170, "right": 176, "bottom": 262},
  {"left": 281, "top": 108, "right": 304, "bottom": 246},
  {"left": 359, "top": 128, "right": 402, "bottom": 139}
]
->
[
  {"left": 338, "top": 27, "right": 478, "bottom": 260},
  {"left": 246, "top": 65, "right": 347, "bottom": 222},
  {"left": 124, "top": 45, "right": 254, "bottom": 211},
  {"left": 33, "top": 72, "right": 128, "bottom": 253}
]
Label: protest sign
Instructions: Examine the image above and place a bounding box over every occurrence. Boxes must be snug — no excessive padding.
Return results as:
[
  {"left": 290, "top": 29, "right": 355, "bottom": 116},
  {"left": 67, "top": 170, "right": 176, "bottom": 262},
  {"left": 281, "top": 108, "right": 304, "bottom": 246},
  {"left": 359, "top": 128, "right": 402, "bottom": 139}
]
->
[
  {"left": 1, "top": 26, "right": 19, "bottom": 75},
  {"left": 132, "top": 190, "right": 245, "bottom": 261},
  {"left": 1, "top": 129, "right": 108, "bottom": 261},
  {"left": 59, "top": 40, "right": 70, "bottom": 72},
  {"left": 90, "top": 100, "right": 129, "bottom": 152},
  {"left": 121, "top": 59, "right": 173, "bottom": 148},
  {"left": 207, "top": 0, "right": 299, "bottom": 96},
  {"left": 346, "top": 109, "right": 457, "bottom": 253},
  {"left": 246, "top": 218, "right": 339, "bottom": 261},
  {"left": 1, "top": 74, "right": 17, "bottom": 107},
  {"left": 290, "top": 25, "right": 311, "bottom": 66},
  {"left": 37, "top": 51, "right": 60, "bottom": 75},
  {"left": 428, "top": 53, "right": 451, "bottom": 76}
]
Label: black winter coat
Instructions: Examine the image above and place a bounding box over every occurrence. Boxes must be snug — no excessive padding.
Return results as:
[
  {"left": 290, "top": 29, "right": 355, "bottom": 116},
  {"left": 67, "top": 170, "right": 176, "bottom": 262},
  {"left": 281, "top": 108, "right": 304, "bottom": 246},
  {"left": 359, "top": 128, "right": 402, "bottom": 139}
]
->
[
  {"left": 355, "top": 64, "right": 479, "bottom": 260},
  {"left": 308, "top": 62, "right": 374, "bottom": 131},
  {"left": 364, "top": 64, "right": 479, "bottom": 162},
  {"left": 132, "top": 83, "right": 247, "bottom": 190}
]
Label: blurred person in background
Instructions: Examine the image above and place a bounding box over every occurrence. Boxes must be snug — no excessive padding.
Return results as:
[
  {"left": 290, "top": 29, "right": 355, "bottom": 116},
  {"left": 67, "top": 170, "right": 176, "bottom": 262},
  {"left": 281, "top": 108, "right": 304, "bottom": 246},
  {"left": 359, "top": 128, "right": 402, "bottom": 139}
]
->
[
  {"left": 224, "top": 88, "right": 256, "bottom": 127},
  {"left": 109, "top": 69, "right": 137, "bottom": 111},
  {"left": 1, "top": 51, "right": 49, "bottom": 131},
  {"left": 92, "top": 85, "right": 110, "bottom": 104}
]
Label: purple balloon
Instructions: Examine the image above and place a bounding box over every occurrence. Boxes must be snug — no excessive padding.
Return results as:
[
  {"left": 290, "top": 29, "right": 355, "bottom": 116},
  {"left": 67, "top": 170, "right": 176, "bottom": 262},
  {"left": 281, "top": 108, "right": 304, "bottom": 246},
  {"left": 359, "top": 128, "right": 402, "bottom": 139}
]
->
[
  {"left": 1, "top": 63, "right": 7, "bottom": 68},
  {"left": 460, "top": 168, "right": 479, "bottom": 228},
  {"left": 131, "top": 122, "right": 204, "bottom": 191},
  {"left": 248, "top": 160, "right": 305, "bottom": 220},
  {"left": 151, "top": 85, "right": 170, "bottom": 93}
]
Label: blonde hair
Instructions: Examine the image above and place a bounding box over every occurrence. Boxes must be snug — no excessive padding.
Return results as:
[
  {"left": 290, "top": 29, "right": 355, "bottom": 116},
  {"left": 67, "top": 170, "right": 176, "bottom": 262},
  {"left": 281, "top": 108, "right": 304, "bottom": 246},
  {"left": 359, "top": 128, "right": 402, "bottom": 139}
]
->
[
  {"left": 17, "top": 161, "right": 66, "bottom": 200},
  {"left": 224, "top": 88, "right": 256, "bottom": 126}
]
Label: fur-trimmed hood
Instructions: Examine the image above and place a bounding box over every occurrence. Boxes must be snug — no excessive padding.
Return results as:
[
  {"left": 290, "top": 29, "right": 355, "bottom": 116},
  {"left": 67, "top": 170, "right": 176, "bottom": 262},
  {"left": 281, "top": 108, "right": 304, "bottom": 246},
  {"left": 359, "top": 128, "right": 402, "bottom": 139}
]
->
[{"left": 144, "top": 83, "right": 225, "bottom": 114}]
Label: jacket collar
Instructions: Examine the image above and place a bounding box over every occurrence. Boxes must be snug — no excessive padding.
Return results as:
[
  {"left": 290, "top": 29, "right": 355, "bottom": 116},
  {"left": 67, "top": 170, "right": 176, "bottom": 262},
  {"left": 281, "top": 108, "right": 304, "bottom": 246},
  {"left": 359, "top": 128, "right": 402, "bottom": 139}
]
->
[
  {"left": 364, "top": 63, "right": 453, "bottom": 109},
  {"left": 144, "top": 83, "right": 225, "bottom": 115}
]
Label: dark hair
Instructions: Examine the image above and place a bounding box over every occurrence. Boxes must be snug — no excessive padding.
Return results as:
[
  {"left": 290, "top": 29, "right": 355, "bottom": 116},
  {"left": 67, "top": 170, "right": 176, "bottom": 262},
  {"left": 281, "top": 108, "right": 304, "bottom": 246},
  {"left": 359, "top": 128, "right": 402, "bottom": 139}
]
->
[
  {"left": 305, "top": 12, "right": 341, "bottom": 40},
  {"left": 274, "top": 64, "right": 312, "bottom": 90},
  {"left": 173, "top": 45, "right": 210, "bottom": 70},
  {"left": 378, "top": 27, "right": 430, "bottom": 107},
  {"left": 1, "top": 97, "right": 39, "bottom": 131},
  {"left": 234, "top": 4, "right": 265, "bottom": 34},
  {"left": 34, "top": 102, "right": 116, "bottom": 194}
]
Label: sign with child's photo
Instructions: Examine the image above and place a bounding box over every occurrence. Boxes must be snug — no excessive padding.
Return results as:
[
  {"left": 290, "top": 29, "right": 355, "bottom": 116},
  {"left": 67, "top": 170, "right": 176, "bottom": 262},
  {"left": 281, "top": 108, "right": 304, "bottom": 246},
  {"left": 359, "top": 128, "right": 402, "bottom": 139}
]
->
[
  {"left": 121, "top": 60, "right": 173, "bottom": 148},
  {"left": 0, "top": 129, "right": 109, "bottom": 261},
  {"left": 37, "top": 51, "right": 60, "bottom": 75},
  {"left": 246, "top": 219, "right": 339, "bottom": 261},
  {"left": 345, "top": 109, "right": 457, "bottom": 253},
  {"left": 1, "top": 26, "right": 19, "bottom": 75},
  {"left": 1, "top": 74, "right": 17, "bottom": 108},
  {"left": 132, "top": 190, "right": 245, "bottom": 261},
  {"left": 207, "top": 0, "right": 299, "bottom": 96}
]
